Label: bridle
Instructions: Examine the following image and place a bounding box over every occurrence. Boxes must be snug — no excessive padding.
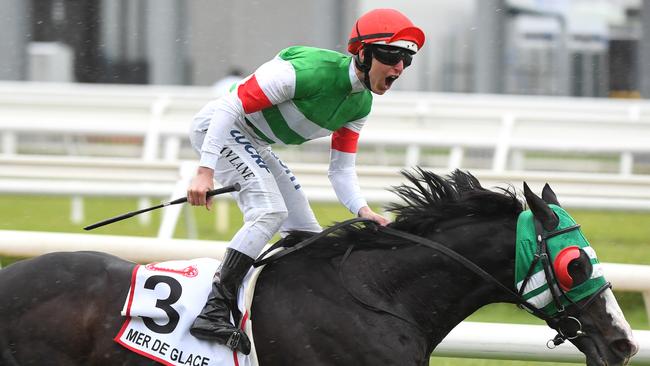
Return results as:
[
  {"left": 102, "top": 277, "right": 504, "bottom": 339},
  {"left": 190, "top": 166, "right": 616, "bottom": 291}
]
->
[
  {"left": 254, "top": 216, "right": 612, "bottom": 347},
  {"left": 518, "top": 219, "right": 612, "bottom": 347},
  {"left": 377, "top": 219, "right": 611, "bottom": 347}
]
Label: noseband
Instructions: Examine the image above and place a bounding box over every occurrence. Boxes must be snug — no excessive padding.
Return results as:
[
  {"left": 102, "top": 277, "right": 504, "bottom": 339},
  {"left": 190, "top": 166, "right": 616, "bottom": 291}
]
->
[{"left": 254, "top": 217, "right": 611, "bottom": 347}]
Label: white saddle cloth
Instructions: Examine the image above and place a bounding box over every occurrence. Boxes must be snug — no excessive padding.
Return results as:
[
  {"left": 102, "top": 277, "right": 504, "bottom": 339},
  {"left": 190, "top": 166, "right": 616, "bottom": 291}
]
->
[{"left": 114, "top": 258, "right": 262, "bottom": 366}]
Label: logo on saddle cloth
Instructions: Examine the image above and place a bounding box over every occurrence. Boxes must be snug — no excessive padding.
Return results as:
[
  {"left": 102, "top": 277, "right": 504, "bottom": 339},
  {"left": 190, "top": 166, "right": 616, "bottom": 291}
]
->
[
  {"left": 146, "top": 263, "right": 199, "bottom": 278},
  {"left": 515, "top": 205, "right": 607, "bottom": 316}
]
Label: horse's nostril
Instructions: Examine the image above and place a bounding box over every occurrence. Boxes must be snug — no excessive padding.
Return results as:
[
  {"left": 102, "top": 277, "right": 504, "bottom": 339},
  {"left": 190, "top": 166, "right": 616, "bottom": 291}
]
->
[{"left": 610, "top": 338, "right": 639, "bottom": 358}]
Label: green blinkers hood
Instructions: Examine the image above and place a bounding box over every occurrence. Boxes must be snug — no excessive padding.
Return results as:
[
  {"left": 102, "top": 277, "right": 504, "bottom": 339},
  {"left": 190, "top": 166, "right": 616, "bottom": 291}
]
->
[{"left": 515, "top": 204, "right": 607, "bottom": 316}]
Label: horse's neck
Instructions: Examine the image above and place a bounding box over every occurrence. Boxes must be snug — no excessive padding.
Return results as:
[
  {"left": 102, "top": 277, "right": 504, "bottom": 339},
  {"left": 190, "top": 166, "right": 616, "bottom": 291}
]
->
[{"left": 385, "top": 218, "right": 517, "bottom": 345}]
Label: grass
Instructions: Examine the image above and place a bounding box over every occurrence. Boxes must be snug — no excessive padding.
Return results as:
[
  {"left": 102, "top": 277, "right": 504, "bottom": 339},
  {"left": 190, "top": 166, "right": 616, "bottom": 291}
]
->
[{"left": 1, "top": 195, "right": 648, "bottom": 365}]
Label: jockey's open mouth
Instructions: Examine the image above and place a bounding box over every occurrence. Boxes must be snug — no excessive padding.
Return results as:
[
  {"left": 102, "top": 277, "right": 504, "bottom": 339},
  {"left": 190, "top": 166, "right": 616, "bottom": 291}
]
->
[{"left": 386, "top": 74, "right": 399, "bottom": 88}]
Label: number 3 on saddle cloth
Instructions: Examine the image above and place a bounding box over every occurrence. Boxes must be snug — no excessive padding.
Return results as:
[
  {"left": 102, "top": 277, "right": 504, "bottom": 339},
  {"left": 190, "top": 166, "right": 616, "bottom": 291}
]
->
[{"left": 114, "top": 258, "right": 259, "bottom": 366}]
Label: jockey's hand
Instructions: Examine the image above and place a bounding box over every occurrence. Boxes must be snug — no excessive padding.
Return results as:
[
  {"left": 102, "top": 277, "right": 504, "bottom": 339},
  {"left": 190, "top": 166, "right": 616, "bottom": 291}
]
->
[
  {"left": 358, "top": 206, "right": 390, "bottom": 226},
  {"left": 188, "top": 166, "right": 215, "bottom": 210}
]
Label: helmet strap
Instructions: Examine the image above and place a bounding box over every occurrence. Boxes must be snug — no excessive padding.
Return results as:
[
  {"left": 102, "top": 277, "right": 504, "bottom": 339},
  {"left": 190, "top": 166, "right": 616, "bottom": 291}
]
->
[
  {"left": 353, "top": 21, "right": 374, "bottom": 91},
  {"left": 354, "top": 44, "right": 373, "bottom": 91}
]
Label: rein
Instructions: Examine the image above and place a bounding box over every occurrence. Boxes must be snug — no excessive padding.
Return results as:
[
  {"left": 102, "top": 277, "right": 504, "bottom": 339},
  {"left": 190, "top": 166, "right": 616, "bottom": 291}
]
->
[
  {"left": 253, "top": 216, "right": 611, "bottom": 347},
  {"left": 253, "top": 217, "right": 372, "bottom": 268}
]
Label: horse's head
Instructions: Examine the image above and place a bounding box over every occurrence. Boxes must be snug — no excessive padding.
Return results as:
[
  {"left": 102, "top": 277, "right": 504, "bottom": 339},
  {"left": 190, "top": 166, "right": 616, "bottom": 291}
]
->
[{"left": 521, "top": 183, "right": 639, "bottom": 365}]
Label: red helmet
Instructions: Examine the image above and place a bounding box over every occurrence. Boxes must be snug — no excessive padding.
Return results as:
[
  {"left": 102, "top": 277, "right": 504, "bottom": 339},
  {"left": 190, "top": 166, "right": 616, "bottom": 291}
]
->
[{"left": 348, "top": 8, "right": 425, "bottom": 55}]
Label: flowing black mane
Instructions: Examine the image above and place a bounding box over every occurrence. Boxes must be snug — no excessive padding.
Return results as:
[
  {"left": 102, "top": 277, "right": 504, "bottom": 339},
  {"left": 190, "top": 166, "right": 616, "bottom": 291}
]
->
[
  {"left": 282, "top": 169, "right": 523, "bottom": 257},
  {"left": 387, "top": 168, "right": 523, "bottom": 233}
]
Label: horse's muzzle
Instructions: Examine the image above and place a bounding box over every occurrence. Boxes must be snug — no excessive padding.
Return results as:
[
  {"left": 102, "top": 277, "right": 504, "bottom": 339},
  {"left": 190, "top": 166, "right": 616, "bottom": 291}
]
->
[{"left": 610, "top": 337, "right": 638, "bottom": 364}]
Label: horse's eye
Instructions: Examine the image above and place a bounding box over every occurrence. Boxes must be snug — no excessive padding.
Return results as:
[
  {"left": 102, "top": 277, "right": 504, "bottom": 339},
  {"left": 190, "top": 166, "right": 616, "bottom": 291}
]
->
[{"left": 553, "top": 246, "right": 592, "bottom": 291}]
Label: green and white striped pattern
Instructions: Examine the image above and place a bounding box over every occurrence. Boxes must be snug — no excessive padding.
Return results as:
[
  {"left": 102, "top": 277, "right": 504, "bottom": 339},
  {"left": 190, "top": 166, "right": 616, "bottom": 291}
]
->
[
  {"left": 239, "top": 46, "right": 372, "bottom": 145},
  {"left": 514, "top": 205, "right": 607, "bottom": 315}
]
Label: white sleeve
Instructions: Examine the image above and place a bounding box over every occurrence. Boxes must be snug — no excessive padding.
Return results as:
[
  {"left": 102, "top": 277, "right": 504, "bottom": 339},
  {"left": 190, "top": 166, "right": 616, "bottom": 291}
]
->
[
  {"left": 328, "top": 118, "right": 368, "bottom": 215},
  {"left": 198, "top": 56, "right": 296, "bottom": 169},
  {"left": 198, "top": 93, "right": 243, "bottom": 169}
]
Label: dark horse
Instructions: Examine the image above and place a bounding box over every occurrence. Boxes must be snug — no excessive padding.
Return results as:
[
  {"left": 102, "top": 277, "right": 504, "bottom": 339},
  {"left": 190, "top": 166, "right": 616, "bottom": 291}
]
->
[{"left": 0, "top": 170, "right": 638, "bottom": 365}]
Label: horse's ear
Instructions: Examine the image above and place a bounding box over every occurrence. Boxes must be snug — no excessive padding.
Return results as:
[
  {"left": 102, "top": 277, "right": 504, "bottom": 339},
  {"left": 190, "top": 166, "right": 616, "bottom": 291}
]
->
[
  {"left": 541, "top": 183, "right": 561, "bottom": 207},
  {"left": 523, "top": 182, "right": 559, "bottom": 230}
]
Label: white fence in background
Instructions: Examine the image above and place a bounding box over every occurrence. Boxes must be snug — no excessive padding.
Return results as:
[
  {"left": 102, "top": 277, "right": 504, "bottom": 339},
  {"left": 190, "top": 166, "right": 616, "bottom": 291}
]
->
[
  {"left": 434, "top": 321, "right": 650, "bottom": 364},
  {"left": 0, "top": 230, "right": 228, "bottom": 263},
  {"left": 1, "top": 81, "right": 650, "bottom": 173},
  {"left": 2, "top": 155, "right": 650, "bottom": 213},
  {"left": 3, "top": 82, "right": 650, "bottom": 215},
  {"left": 3, "top": 155, "right": 650, "bottom": 240},
  {"left": 0, "top": 230, "right": 648, "bottom": 365}
]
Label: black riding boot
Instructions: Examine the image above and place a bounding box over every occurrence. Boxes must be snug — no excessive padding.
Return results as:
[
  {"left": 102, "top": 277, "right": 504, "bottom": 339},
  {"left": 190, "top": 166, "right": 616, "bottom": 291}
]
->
[{"left": 190, "top": 248, "right": 254, "bottom": 354}]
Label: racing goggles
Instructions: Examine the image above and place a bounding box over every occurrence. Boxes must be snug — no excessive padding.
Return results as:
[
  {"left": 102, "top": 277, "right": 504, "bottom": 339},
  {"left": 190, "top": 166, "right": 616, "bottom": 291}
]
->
[{"left": 371, "top": 45, "right": 414, "bottom": 68}]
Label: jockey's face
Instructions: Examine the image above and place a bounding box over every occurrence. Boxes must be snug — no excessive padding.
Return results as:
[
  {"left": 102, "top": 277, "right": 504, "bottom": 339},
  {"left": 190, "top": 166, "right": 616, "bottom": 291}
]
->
[{"left": 359, "top": 48, "right": 406, "bottom": 95}]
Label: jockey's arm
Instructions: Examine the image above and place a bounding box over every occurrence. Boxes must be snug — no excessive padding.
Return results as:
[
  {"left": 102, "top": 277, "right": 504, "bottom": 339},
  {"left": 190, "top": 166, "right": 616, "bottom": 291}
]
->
[{"left": 328, "top": 122, "right": 390, "bottom": 226}]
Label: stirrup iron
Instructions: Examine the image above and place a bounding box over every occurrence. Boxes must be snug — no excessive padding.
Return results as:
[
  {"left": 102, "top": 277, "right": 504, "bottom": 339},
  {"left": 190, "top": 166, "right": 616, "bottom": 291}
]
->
[{"left": 226, "top": 331, "right": 242, "bottom": 351}]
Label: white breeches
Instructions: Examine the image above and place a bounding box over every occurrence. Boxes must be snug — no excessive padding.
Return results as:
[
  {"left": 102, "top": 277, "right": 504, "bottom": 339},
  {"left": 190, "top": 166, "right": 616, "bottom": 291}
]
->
[{"left": 190, "top": 118, "right": 321, "bottom": 258}]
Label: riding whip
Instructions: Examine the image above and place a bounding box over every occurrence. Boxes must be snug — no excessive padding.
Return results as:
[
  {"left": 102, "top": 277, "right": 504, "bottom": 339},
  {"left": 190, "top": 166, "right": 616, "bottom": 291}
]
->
[{"left": 83, "top": 183, "right": 240, "bottom": 231}]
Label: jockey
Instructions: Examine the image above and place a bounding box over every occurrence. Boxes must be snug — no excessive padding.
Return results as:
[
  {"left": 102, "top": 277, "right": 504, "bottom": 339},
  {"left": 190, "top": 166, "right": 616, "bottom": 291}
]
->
[{"left": 187, "top": 8, "right": 425, "bottom": 354}]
